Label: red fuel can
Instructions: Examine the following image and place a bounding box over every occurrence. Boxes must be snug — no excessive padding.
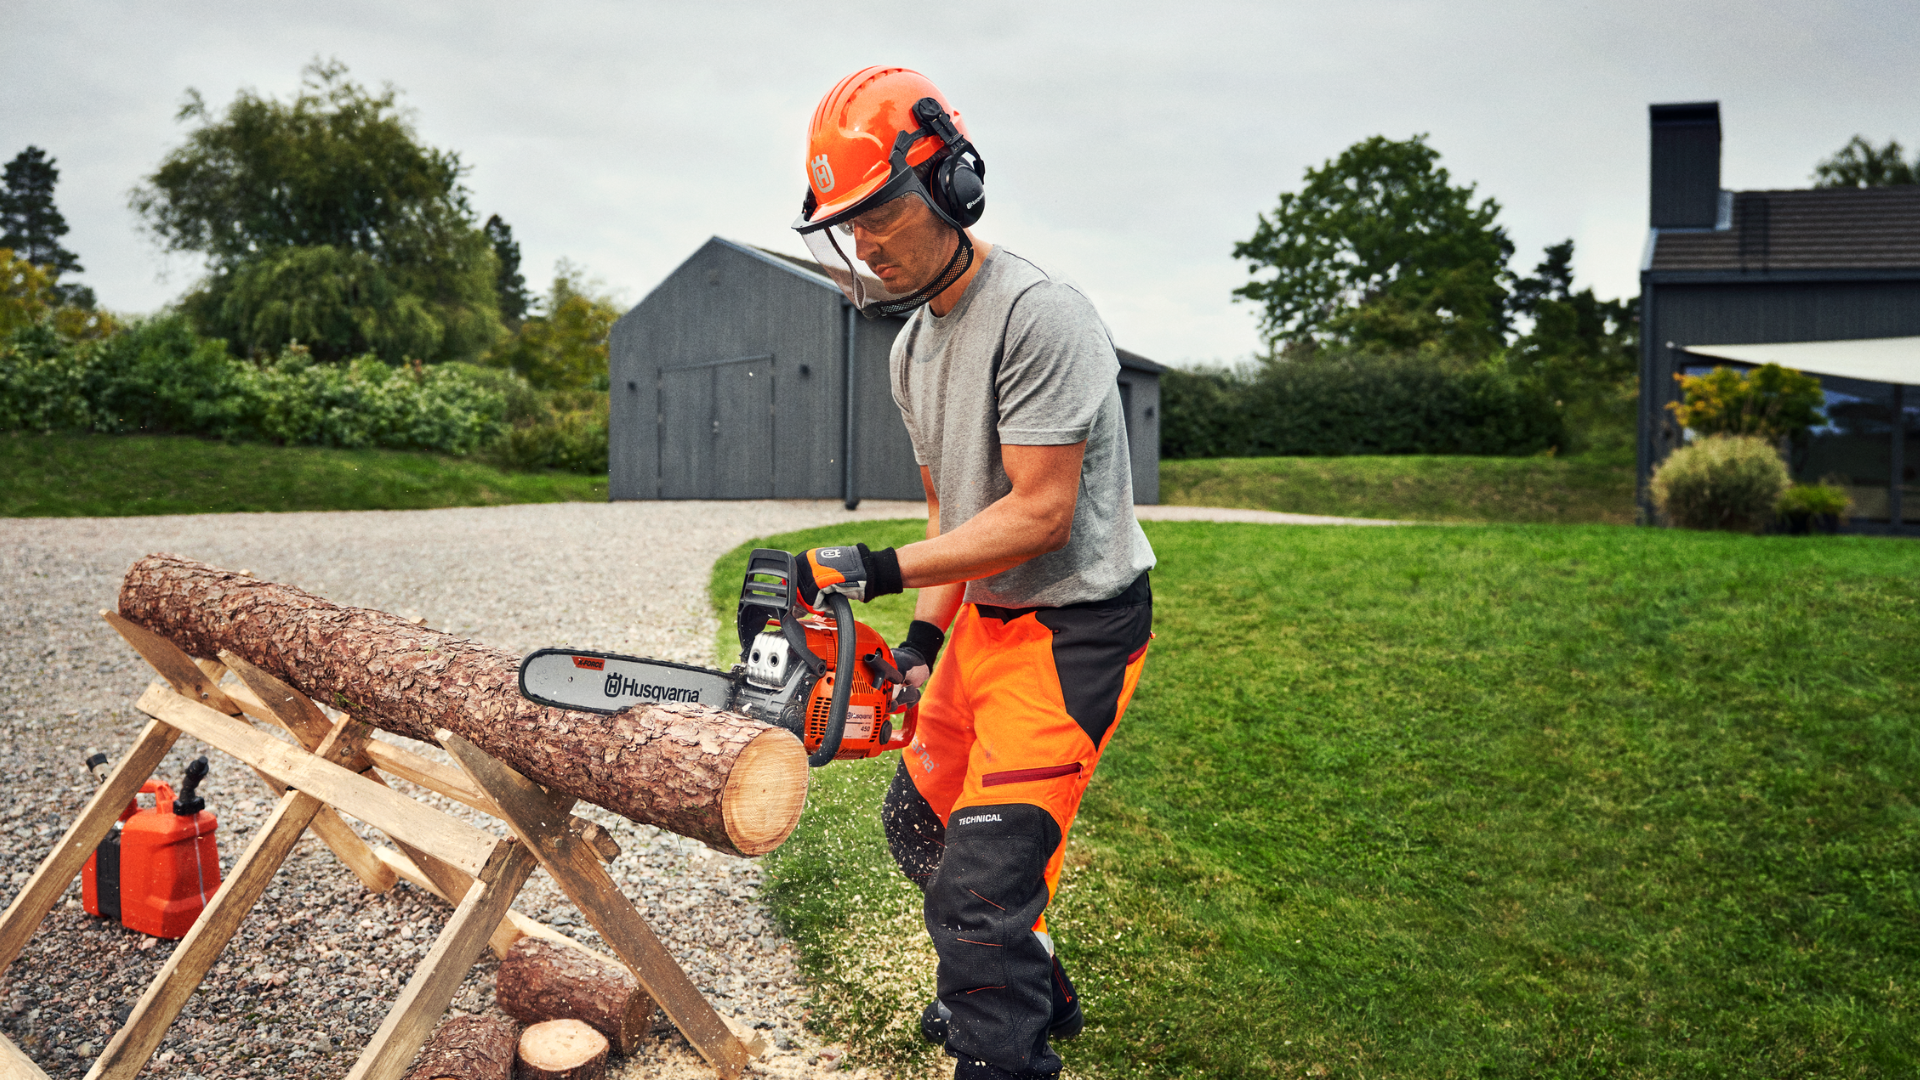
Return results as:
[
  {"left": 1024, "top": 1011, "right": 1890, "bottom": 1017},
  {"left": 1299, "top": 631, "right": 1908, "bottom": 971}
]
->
[
  {"left": 80, "top": 780, "right": 153, "bottom": 921},
  {"left": 117, "top": 758, "right": 221, "bottom": 939}
]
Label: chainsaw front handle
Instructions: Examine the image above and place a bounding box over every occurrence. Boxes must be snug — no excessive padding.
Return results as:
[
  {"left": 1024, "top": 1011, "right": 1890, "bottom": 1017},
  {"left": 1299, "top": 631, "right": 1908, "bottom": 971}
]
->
[{"left": 807, "top": 592, "right": 858, "bottom": 768}]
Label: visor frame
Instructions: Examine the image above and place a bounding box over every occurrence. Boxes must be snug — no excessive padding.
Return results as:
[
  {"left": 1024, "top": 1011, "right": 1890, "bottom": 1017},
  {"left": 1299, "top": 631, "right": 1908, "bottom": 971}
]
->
[{"left": 792, "top": 123, "right": 976, "bottom": 235}]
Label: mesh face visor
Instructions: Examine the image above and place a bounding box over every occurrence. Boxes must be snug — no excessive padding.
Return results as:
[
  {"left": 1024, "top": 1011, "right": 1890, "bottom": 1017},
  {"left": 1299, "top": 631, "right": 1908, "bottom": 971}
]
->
[
  {"left": 798, "top": 192, "right": 973, "bottom": 319},
  {"left": 793, "top": 116, "right": 980, "bottom": 319}
]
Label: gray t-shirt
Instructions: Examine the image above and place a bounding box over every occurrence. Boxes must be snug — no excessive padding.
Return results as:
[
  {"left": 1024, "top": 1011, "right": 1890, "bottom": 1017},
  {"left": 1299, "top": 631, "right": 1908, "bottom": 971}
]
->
[{"left": 890, "top": 248, "right": 1156, "bottom": 608}]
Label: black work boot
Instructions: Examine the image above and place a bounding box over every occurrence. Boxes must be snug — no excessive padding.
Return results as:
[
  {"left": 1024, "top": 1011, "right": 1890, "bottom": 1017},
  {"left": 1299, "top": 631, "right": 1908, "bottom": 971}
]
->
[{"left": 920, "top": 997, "right": 952, "bottom": 1045}]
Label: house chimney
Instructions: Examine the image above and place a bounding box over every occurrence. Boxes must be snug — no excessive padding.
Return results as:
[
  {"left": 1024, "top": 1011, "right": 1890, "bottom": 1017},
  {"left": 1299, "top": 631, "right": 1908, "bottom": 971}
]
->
[{"left": 1649, "top": 102, "right": 1721, "bottom": 228}]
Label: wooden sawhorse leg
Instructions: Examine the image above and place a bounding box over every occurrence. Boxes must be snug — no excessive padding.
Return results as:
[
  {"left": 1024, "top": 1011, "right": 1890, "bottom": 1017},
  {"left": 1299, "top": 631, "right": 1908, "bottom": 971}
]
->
[{"left": 441, "top": 732, "right": 758, "bottom": 1080}]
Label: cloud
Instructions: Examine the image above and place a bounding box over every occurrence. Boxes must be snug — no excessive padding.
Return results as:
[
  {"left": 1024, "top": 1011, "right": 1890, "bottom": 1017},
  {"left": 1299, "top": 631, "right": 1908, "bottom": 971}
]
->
[{"left": 6, "top": 0, "right": 1915, "bottom": 363}]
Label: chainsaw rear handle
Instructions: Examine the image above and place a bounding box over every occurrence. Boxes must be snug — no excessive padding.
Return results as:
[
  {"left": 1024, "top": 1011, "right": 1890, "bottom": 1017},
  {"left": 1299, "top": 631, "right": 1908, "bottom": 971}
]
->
[{"left": 808, "top": 592, "right": 858, "bottom": 768}]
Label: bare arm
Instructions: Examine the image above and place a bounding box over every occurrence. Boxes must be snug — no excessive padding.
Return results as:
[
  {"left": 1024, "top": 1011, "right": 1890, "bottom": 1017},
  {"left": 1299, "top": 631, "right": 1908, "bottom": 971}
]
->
[
  {"left": 910, "top": 466, "right": 966, "bottom": 631},
  {"left": 896, "top": 442, "right": 1085, "bottom": 592}
]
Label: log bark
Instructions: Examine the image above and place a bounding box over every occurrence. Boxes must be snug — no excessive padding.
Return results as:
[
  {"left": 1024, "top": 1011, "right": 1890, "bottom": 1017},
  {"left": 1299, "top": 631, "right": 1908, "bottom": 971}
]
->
[
  {"left": 404, "top": 1014, "right": 518, "bottom": 1080},
  {"left": 117, "top": 554, "right": 807, "bottom": 857},
  {"left": 516, "top": 1019, "right": 608, "bottom": 1080},
  {"left": 496, "top": 938, "right": 653, "bottom": 1055}
]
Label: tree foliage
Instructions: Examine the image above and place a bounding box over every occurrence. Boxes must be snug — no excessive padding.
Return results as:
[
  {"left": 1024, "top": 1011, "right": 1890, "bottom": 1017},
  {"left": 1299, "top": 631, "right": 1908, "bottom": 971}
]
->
[
  {"left": 1, "top": 147, "right": 91, "bottom": 307},
  {"left": 1232, "top": 135, "right": 1513, "bottom": 359},
  {"left": 1506, "top": 239, "right": 1638, "bottom": 429},
  {"left": 1812, "top": 136, "right": 1918, "bottom": 188},
  {"left": 485, "top": 214, "right": 531, "bottom": 327},
  {"left": 1667, "top": 363, "right": 1826, "bottom": 444},
  {"left": 2, "top": 248, "right": 112, "bottom": 341},
  {"left": 132, "top": 59, "right": 502, "bottom": 362},
  {"left": 486, "top": 263, "right": 619, "bottom": 390}
]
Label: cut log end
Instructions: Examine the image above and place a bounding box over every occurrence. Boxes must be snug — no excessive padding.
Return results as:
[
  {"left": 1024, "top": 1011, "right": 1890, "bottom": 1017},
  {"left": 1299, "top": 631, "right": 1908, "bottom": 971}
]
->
[
  {"left": 518, "top": 1019, "right": 609, "bottom": 1080},
  {"left": 496, "top": 937, "right": 653, "bottom": 1055},
  {"left": 721, "top": 727, "right": 809, "bottom": 856},
  {"left": 403, "top": 1013, "right": 518, "bottom": 1080}
]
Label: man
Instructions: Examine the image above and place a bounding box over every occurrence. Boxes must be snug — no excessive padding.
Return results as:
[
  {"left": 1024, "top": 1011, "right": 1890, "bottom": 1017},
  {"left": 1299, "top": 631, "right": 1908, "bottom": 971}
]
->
[{"left": 788, "top": 67, "right": 1155, "bottom": 1080}]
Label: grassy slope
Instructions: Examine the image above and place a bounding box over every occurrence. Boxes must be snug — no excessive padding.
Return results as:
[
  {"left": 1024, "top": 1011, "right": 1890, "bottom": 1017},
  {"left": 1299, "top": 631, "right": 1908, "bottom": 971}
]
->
[
  {"left": 712, "top": 521, "right": 1920, "bottom": 1079},
  {"left": 1159, "top": 450, "right": 1637, "bottom": 524},
  {"left": 0, "top": 432, "right": 605, "bottom": 516}
]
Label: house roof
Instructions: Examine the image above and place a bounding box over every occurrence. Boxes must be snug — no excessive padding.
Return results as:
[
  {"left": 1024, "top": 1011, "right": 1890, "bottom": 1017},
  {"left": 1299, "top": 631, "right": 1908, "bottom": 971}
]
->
[{"left": 1648, "top": 186, "right": 1920, "bottom": 273}]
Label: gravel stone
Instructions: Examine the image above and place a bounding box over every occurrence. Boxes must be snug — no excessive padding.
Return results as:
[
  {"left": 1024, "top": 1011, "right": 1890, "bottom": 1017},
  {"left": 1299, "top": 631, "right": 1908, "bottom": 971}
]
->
[{"left": 0, "top": 501, "right": 925, "bottom": 1079}]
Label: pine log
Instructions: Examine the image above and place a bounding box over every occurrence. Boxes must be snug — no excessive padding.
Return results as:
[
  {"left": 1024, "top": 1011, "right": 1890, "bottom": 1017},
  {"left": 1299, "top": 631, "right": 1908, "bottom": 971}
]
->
[
  {"left": 116, "top": 554, "right": 807, "bottom": 857},
  {"left": 496, "top": 938, "right": 653, "bottom": 1055},
  {"left": 517, "top": 1019, "right": 609, "bottom": 1080},
  {"left": 404, "top": 1014, "right": 518, "bottom": 1080}
]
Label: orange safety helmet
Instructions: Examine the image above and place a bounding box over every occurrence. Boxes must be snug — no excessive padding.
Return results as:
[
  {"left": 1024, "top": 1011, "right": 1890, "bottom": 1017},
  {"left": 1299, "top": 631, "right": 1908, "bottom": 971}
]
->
[{"left": 792, "top": 67, "right": 987, "bottom": 317}]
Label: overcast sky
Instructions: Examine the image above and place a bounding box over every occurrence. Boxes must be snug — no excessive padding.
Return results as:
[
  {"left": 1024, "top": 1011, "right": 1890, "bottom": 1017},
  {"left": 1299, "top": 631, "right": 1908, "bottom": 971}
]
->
[{"left": 6, "top": 1, "right": 1917, "bottom": 365}]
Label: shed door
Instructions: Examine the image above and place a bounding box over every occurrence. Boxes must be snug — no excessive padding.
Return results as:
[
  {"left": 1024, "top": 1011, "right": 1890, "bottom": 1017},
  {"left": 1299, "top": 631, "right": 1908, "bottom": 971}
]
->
[
  {"left": 657, "top": 354, "right": 775, "bottom": 499},
  {"left": 713, "top": 356, "right": 776, "bottom": 498}
]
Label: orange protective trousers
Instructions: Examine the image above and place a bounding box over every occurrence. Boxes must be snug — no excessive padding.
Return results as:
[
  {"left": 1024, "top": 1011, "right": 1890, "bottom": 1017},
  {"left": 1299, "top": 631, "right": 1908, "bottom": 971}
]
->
[{"left": 883, "top": 573, "right": 1151, "bottom": 1074}]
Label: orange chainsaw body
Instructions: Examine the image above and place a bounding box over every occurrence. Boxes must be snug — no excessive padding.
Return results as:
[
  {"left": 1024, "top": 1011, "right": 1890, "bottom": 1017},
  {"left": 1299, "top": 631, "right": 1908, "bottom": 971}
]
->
[{"left": 795, "top": 615, "right": 917, "bottom": 761}]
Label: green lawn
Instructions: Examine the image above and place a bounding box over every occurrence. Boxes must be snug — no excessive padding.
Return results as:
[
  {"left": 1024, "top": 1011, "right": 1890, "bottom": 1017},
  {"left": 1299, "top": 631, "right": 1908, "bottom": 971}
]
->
[
  {"left": 712, "top": 521, "right": 1920, "bottom": 1079},
  {"left": 0, "top": 431, "right": 605, "bottom": 516},
  {"left": 1160, "top": 451, "right": 1637, "bottom": 524}
]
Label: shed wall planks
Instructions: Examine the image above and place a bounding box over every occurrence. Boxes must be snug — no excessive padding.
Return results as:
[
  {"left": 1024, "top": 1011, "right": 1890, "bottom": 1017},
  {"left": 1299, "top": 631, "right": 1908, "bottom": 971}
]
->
[{"left": 611, "top": 237, "right": 1159, "bottom": 504}]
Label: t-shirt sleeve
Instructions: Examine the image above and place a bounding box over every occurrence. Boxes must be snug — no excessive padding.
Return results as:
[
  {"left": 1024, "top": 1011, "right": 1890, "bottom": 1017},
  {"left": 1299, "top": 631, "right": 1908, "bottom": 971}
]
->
[{"left": 995, "top": 281, "right": 1118, "bottom": 446}]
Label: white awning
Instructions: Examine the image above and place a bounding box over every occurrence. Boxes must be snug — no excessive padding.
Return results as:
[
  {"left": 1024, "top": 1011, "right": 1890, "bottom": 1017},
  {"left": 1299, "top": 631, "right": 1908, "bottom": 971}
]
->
[{"left": 1681, "top": 336, "right": 1920, "bottom": 385}]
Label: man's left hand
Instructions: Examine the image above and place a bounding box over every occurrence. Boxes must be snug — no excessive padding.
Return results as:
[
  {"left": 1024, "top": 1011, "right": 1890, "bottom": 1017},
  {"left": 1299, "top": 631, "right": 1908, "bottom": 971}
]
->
[{"left": 794, "top": 544, "right": 904, "bottom": 607}]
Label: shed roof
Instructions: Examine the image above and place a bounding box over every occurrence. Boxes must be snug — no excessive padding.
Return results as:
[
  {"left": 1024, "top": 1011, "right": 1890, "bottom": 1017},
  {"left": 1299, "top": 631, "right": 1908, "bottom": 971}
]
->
[
  {"left": 1648, "top": 186, "right": 1920, "bottom": 273},
  {"left": 735, "top": 240, "right": 1165, "bottom": 372}
]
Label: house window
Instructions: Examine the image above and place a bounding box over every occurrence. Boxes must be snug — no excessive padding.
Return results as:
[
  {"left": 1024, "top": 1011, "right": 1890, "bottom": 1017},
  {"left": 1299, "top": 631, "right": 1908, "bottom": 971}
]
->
[{"left": 1796, "top": 374, "right": 1894, "bottom": 523}]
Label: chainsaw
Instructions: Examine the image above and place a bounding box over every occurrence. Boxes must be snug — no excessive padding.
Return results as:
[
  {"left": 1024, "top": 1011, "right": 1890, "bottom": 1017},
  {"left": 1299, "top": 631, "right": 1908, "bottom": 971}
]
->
[{"left": 517, "top": 548, "right": 916, "bottom": 768}]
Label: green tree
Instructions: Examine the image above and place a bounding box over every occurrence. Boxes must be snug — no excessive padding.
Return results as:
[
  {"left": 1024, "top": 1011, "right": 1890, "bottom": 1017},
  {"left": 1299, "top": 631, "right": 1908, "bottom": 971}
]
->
[
  {"left": 1, "top": 147, "right": 92, "bottom": 308},
  {"left": 486, "top": 263, "right": 620, "bottom": 390},
  {"left": 1507, "top": 240, "right": 1638, "bottom": 400},
  {"left": 1668, "top": 363, "right": 1826, "bottom": 444},
  {"left": 1232, "top": 135, "right": 1513, "bottom": 359},
  {"left": 131, "top": 59, "right": 502, "bottom": 362},
  {"left": 1812, "top": 136, "right": 1918, "bottom": 188},
  {"left": 484, "top": 214, "right": 531, "bottom": 327}
]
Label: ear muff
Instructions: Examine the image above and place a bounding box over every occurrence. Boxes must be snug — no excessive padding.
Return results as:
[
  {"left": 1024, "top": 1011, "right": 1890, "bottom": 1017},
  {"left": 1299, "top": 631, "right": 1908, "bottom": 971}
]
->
[
  {"left": 908, "top": 97, "right": 987, "bottom": 230},
  {"left": 932, "top": 152, "right": 986, "bottom": 229}
]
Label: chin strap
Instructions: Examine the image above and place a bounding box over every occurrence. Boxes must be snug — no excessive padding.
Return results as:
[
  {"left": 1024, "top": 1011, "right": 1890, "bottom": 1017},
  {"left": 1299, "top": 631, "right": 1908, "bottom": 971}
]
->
[{"left": 860, "top": 229, "right": 973, "bottom": 320}]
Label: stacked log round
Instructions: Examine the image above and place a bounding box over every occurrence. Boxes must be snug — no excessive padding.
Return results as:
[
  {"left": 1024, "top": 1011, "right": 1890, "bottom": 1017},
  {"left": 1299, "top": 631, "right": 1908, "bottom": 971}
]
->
[
  {"left": 117, "top": 554, "right": 807, "bottom": 857},
  {"left": 497, "top": 938, "right": 653, "bottom": 1055},
  {"left": 404, "top": 1014, "right": 519, "bottom": 1080},
  {"left": 517, "top": 1019, "right": 610, "bottom": 1080}
]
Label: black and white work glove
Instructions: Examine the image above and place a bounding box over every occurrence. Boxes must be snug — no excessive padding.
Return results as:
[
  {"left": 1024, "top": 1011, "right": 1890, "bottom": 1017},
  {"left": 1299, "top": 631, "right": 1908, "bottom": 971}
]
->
[
  {"left": 889, "top": 620, "right": 946, "bottom": 690},
  {"left": 794, "top": 544, "right": 903, "bottom": 607}
]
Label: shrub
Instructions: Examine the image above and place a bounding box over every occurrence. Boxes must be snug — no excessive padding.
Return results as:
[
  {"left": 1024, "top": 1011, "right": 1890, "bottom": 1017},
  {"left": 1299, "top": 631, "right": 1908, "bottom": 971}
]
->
[
  {"left": 489, "top": 387, "right": 608, "bottom": 474},
  {"left": 1, "top": 313, "right": 511, "bottom": 455},
  {"left": 1160, "top": 352, "right": 1564, "bottom": 459},
  {"left": 1776, "top": 483, "right": 1851, "bottom": 518},
  {"left": 1650, "top": 434, "right": 1789, "bottom": 532}
]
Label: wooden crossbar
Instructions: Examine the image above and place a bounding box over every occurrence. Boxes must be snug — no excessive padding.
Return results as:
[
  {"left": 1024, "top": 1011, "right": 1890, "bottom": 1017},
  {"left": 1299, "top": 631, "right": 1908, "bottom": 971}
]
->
[{"left": 0, "top": 612, "right": 763, "bottom": 1080}]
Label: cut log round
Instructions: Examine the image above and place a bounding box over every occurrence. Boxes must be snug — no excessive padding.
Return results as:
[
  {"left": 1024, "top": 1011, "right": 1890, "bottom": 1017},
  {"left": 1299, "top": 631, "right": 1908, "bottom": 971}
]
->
[
  {"left": 496, "top": 937, "right": 653, "bottom": 1055},
  {"left": 517, "top": 1019, "right": 609, "bottom": 1080},
  {"left": 404, "top": 1013, "right": 518, "bottom": 1080},
  {"left": 116, "top": 554, "right": 807, "bottom": 857}
]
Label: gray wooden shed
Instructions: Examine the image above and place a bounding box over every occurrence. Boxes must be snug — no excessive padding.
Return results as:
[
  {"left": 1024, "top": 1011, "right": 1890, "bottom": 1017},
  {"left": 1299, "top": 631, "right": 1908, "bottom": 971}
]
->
[{"left": 609, "top": 236, "right": 1162, "bottom": 505}]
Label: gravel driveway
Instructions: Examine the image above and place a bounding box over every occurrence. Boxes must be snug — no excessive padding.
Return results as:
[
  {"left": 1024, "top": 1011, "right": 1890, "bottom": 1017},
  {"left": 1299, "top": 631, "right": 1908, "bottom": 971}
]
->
[{"left": 0, "top": 500, "right": 927, "bottom": 1080}]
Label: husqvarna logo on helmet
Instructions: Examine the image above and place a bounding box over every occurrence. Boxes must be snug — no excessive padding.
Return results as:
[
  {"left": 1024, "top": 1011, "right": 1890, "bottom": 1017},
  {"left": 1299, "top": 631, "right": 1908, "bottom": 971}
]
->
[{"left": 811, "top": 154, "right": 835, "bottom": 192}]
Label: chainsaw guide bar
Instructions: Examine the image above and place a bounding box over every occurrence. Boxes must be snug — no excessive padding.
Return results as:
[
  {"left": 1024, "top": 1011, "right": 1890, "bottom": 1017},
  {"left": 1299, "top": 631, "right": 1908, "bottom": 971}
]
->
[{"left": 518, "top": 648, "right": 740, "bottom": 716}]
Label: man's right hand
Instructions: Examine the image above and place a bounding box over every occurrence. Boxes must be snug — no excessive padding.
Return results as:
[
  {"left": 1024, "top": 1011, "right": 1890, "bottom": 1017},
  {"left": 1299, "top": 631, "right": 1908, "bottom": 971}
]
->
[{"left": 890, "top": 620, "right": 947, "bottom": 690}]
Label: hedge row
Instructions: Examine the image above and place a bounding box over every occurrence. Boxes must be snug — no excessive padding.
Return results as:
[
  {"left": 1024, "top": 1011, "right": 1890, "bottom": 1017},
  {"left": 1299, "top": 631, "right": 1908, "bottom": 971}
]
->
[
  {"left": 1160, "top": 354, "right": 1565, "bottom": 459},
  {"left": 0, "top": 315, "right": 607, "bottom": 471}
]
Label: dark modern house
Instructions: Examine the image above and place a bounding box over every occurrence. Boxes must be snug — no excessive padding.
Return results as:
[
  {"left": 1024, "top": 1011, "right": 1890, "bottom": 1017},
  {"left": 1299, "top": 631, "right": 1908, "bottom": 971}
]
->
[
  {"left": 1638, "top": 102, "right": 1920, "bottom": 533},
  {"left": 609, "top": 236, "right": 1164, "bottom": 505}
]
